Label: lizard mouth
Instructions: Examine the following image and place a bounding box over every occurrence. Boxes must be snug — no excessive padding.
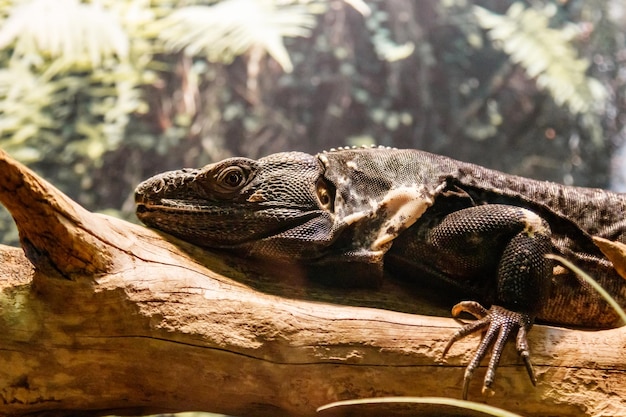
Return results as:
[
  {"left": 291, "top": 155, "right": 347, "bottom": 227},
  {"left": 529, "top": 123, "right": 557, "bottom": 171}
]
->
[
  {"left": 135, "top": 198, "right": 218, "bottom": 214},
  {"left": 135, "top": 198, "right": 327, "bottom": 248}
]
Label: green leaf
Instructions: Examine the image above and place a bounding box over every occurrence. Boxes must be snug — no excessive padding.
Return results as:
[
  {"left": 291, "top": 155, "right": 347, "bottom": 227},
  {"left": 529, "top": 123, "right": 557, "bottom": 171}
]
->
[
  {"left": 547, "top": 254, "right": 626, "bottom": 324},
  {"left": 317, "top": 396, "right": 524, "bottom": 417},
  {"left": 474, "top": 3, "right": 607, "bottom": 115},
  {"left": 155, "top": 0, "right": 321, "bottom": 72}
]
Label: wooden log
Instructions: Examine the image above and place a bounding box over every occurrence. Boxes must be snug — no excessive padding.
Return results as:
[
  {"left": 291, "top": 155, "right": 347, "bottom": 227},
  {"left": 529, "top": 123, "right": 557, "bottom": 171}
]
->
[{"left": 0, "top": 148, "right": 624, "bottom": 417}]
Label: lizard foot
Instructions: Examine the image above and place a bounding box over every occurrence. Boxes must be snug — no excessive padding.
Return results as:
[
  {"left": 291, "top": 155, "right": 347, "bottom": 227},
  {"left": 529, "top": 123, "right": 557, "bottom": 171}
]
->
[{"left": 442, "top": 301, "right": 535, "bottom": 399}]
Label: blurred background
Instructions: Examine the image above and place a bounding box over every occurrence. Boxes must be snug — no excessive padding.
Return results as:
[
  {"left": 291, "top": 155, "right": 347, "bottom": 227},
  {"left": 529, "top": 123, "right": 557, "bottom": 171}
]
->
[{"left": 0, "top": 0, "right": 625, "bottom": 246}]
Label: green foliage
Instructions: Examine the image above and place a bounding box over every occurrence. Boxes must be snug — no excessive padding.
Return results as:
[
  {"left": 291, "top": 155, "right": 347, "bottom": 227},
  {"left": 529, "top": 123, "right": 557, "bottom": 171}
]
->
[
  {"left": 155, "top": 0, "right": 323, "bottom": 72},
  {"left": 0, "top": 0, "right": 142, "bottom": 165},
  {"left": 0, "top": 65, "right": 55, "bottom": 161},
  {"left": 0, "top": 0, "right": 128, "bottom": 71},
  {"left": 474, "top": 2, "right": 607, "bottom": 115},
  {"left": 0, "top": 0, "right": 350, "bottom": 167}
]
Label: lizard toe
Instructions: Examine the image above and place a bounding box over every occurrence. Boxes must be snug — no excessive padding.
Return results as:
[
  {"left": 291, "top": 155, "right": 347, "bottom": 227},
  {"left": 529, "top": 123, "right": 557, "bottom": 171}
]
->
[{"left": 443, "top": 303, "right": 535, "bottom": 399}]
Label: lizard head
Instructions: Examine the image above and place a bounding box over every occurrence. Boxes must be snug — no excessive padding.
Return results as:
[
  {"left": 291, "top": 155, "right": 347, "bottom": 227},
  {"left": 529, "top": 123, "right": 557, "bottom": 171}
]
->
[{"left": 135, "top": 152, "right": 342, "bottom": 260}]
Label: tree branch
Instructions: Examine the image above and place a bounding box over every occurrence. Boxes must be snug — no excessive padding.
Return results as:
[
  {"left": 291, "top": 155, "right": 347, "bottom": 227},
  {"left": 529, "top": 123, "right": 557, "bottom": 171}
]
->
[{"left": 0, "top": 149, "right": 624, "bottom": 417}]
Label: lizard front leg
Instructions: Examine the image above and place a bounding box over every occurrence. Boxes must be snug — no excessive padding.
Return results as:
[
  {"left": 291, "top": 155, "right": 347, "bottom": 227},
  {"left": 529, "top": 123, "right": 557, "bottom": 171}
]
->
[{"left": 426, "top": 204, "right": 552, "bottom": 398}]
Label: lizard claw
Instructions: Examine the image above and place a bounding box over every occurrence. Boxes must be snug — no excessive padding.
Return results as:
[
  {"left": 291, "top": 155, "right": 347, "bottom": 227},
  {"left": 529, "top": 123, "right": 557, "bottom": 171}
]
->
[{"left": 442, "top": 301, "right": 535, "bottom": 399}]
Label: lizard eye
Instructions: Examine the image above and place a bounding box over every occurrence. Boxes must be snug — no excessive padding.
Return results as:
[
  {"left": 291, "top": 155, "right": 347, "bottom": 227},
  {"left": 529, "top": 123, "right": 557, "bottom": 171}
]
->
[
  {"left": 217, "top": 166, "right": 248, "bottom": 190},
  {"left": 316, "top": 178, "right": 335, "bottom": 211}
]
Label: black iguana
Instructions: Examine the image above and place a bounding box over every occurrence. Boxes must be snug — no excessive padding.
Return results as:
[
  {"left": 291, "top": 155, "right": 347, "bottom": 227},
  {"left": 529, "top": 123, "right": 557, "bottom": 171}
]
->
[{"left": 134, "top": 145, "right": 626, "bottom": 399}]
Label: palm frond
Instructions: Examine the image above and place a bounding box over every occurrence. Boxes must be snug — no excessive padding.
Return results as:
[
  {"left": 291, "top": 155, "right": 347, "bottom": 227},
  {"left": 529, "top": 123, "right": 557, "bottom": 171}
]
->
[
  {"left": 342, "top": 0, "right": 370, "bottom": 16},
  {"left": 156, "top": 0, "right": 320, "bottom": 72},
  {"left": 0, "top": 0, "right": 128, "bottom": 71},
  {"left": 474, "top": 2, "right": 606, "bottom": 114}
]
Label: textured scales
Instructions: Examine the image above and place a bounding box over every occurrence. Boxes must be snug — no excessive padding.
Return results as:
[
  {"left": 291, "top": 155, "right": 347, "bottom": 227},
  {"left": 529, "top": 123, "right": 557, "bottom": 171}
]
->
[{"left": 135, "top": 146, "right": 626, "bottom": 399}]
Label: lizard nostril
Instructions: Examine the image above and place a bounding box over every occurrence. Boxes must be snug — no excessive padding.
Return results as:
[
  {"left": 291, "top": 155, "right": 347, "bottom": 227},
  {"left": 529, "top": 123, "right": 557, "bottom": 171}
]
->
[{"left": 153, "top": 179, "right": 166, "bottom": 193}]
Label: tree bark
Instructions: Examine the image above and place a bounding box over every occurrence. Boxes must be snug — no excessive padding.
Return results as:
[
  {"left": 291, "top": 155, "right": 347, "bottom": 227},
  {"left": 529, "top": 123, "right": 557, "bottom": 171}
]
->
[{"left": 0, "top": 148, "right": 624, "bottom": 417}]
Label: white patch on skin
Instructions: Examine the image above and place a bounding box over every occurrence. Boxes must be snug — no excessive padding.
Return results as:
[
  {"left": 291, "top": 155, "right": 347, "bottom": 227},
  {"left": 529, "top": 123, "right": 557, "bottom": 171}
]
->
[
  {"left": 337, "top": 188, "right": 383, "bottom": 225},
  {"left": 346, "top": 160, "right": 359, "bottom": 170},
  {"left": 342, "top": 211, "right": 368, "bottom": 225},
  {"left": 521, "top": 208, "right": 548, "bottom": 237},
  {"left": 336, "top": 175, "right": 350, "bottom": 186},
  {"left": 372, "top": 185, "right": 433, "bottom": 250}
]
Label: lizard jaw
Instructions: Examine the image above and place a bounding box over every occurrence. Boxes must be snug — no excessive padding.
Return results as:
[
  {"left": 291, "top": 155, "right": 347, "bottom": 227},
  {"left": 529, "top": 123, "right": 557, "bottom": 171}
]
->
[{"left": 136, "top": 199, "right": 336, "bottom": 253}]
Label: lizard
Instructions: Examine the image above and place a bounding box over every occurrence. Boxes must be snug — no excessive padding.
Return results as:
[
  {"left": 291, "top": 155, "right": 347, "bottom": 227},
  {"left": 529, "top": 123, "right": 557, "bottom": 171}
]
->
[{"left": 134, "top": 145, "right": 626, "bottom": 399}]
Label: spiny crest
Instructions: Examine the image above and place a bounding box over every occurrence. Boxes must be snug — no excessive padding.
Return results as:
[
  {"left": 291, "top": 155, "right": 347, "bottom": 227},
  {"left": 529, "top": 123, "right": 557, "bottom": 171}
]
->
[{"left": 322, "top": 144, "right": 397, "bottom": 153}]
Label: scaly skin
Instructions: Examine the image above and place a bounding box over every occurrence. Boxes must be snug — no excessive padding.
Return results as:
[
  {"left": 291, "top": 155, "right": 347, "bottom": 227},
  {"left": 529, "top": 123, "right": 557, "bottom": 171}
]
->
[{"left": 135, "top": 146, "right": 626, "bottom": 398}]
